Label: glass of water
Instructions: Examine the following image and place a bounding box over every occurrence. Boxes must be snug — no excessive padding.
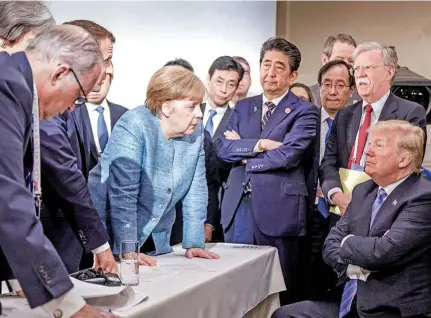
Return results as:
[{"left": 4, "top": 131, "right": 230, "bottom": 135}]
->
[{"left": 120, "top": 240, "right": 139, "bottom": 286}]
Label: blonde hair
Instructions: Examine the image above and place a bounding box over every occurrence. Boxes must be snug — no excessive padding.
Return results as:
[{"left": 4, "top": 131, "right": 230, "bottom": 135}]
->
[
  {"left": 368, "top": 120, "right": 424, "bottom": 172},
  {"left": 146, "top": 66, "right": 205, "bottom": 114}
]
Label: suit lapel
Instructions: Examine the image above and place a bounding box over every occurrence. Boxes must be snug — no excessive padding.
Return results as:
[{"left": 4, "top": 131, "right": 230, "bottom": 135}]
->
[
  {"left": 200, "top": 103, "right": 206, "bottom": 115},
  {"left": 260, "top": 91, "right": 296, "bottom": 139},
  {"left": 353, "top": 184, "right": 378, "bottom": 237},
  {"left": 377, "top": 93, "right": 398, "bottom": 121},
  {"left": 369, "top": 174, "right": 418, "bottom": 235},
  {"left": 346, "top": 103, "right": 363, "bottom": 154},
  {"left": 81, "top": 105, "right": 99, "bottom": 164},
  {"left": 213, "top": 107, "right": 232, "bottom": 140},
  {"left": 248, "top": 95, "right": 263, "bottom": 138},
  {"left": 108, "top": 101, "right": 121, "bottom": 127}
]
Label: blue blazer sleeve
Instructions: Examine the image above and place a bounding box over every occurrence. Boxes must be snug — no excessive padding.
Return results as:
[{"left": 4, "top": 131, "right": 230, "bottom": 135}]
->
[
  {"left": 105, "top": 118, "right": 144, "bottom": 255},
  {"left": 246, "top": 104, "right": 318, "bottom": 172},
  {"left": 39, "top": 116, "right": 109, "bottom": 252},
  {"left": 0, "top": 75, "right": 73, "bottom": 307},
  {"left": 217, "top": 108, "right": 260, "bottom": 163},
  {"left": 181, "top": 129, "right": 207, "bottom": 249}
]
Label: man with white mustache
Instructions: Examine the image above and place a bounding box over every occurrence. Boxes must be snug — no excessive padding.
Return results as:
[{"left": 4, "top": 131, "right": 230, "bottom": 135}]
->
[{"left": 319, "top": 42, "right": 427, "bottom": 225}]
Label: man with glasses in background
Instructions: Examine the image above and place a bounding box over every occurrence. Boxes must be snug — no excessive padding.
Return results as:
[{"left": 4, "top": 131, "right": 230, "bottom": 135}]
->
[{"left": 319, "top": 42, "right": 427, "bottom": 226}]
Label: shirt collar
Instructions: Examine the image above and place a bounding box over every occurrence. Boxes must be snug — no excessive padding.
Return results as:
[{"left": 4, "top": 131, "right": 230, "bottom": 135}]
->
[
  {"left": 320, "top": 106, "right": 331, "bottom": 124},
  {"left": 204, "top": 101, "right": 228, "bottom": 115},
  {"left": 362, "top": 90, "right": 390, "bottom": 119},
  {"left": 87, "top": 99, "right": 109, "bottom": 112},
  {"left": 380, "top": 174, "right": 410, "bottom": 196},
  {"left": 262, "top": 89, "right": 289, "bottom": 107}
]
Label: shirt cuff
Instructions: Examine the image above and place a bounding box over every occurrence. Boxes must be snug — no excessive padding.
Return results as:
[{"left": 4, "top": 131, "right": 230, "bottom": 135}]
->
[
  {"left": 253, "top": 140, "right": 263, "bottom": 153},
  {"left": 204, "top": 223, "right": 215, "bottom": 231},
  {"left": 341, "top": 234, "right": 354, "bottom": 247},
  {"left": 8, "top": 279, "right": 21, "bottom": 292},
  {"left": 91, "top": 242, "right": 110, "bottom": 254},
  {"left": 41, "top": 287, "right": 86, "bottom": 318},
  {"left": 327, "top": 187, "right": 343, "bottom": 203},
  {"left": 346, "top": 264, "right": 370, "bottom": 282}
]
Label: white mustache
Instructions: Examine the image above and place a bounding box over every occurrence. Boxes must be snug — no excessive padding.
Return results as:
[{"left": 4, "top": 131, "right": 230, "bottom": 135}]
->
[{"left": 357, "top": 78, "right": 370, "bottom": 85}]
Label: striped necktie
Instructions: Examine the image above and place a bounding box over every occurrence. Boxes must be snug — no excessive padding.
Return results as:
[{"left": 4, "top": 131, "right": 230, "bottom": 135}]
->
[{"left": 262, "top": 101, "right": 276, "bottom": 129}]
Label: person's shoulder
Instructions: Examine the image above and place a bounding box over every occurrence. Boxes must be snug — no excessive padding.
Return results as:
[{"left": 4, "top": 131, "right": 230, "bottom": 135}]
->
[{"left": 392, "top": 93, "right": 423, "bottom": 111}]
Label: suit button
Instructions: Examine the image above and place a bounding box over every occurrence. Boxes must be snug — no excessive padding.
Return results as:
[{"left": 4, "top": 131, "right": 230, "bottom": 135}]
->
[
  {"left": 242, "top": 182, "right": 245, "bottom": 186},
  {"left": 151, "top": 218, "right": 157, "bottom": 222},
  {"left": 159, "top": 204, "right": 165, "bottom": 209},
  {"left": 54, "top": 309, "right": 63, "bottom": 318},
  {"left": 167, "top": 188, "right": 172, "bottom": 194}
]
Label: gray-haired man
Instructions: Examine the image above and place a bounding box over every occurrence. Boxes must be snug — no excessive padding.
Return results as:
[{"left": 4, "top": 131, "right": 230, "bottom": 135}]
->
[{"left": 0, "top": 25, "right": 116, "bottom": 317}]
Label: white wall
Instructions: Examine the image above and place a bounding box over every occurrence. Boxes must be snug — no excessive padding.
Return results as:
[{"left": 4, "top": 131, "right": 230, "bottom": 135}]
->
[{"left": 48, "top": 1, "right": 276, "bottom": 108}]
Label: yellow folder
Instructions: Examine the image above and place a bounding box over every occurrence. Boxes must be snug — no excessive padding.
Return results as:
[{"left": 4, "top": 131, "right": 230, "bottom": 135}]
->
[{"left": 329, "top": 168, "right": 371, "bottom": 215}]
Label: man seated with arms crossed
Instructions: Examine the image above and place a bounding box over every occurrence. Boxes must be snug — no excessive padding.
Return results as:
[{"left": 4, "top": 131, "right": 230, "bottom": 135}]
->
[{"left": 273, "top": 120, "right": 431, "bottom": 318}]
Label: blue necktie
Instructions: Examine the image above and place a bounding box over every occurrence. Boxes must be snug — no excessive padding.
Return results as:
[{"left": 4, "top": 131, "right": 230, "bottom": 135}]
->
[
  {"left": 96, "top": 106, "right": 109, "bottom": 153},
  {"left": 317, "top": 118, "right": 334, "bottom": 218},
  {"left": 205, "top": 109, "right": 217, "bottom": 137},
  {"left": 338, "top": 188, "right": 388, "bottom": 318}
]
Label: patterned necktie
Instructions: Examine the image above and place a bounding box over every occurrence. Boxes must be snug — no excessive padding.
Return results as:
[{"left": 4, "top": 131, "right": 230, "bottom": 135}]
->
[
  {"left": 96, "top": 106, "right": 109, "bottom": 153},
  {"left": 339, "top": 187, "right": 388, "bottom": 318},
  {"left": 205, "top": 109, "right": 217, "bottom": 137},
  {"left": 262, "top": 101, "right": 276, "bottom": 129},
  {"left": 348, "top": 104, "right": 372, "bottom": 168},
  {"left": 317, "top": 118, "right": 334, "bottom": 218}
]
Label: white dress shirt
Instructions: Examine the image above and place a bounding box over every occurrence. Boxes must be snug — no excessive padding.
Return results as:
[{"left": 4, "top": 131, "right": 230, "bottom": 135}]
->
[
  {"left": 203, "top": 102, "right": 228, "bottom": 133},
  {"left": 342, "top": 174, "right": 410, "bottom": 281},
  {"left": 86, "top": 99, "right": 112, "bottom": 154},
  {"left": 328, "top": 90, "right": 391, "bottom": 201}
]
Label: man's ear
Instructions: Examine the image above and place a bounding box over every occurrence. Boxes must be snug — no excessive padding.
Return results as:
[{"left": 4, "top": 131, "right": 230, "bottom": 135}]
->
[
  {"left": 398, "top": 152, "right": 413, "bottom": 169},
  {"left": 290, "top": 71, "right": 299, "bottom": 83},
  {"left": 50, "top": 65, "right": 70, "bottom": 86},
  {"left": 321, "top": 54, "right": 329, "bottom": 65}
]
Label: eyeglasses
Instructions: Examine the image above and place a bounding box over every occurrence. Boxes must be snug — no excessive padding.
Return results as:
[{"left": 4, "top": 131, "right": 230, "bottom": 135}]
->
[
  {"left": 321, "top": 83, "right": 349, "bottom": 92},
  {"left": 72, "top": 267, "right": 122, "bottom": 286},
  {"left": 350, "top": 64, "right": 388, "bottom": 75},
  {"left": 70, "top": 68, "right": 88, "bottom": 105}
]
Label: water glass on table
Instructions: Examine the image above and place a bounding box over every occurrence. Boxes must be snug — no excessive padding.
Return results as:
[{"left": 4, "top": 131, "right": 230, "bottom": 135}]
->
[{"left": 120, "top": 240, "right": 139, "bottom": 286}]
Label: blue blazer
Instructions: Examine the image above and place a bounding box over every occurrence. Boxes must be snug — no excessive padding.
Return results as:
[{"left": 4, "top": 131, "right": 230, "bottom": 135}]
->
[
  {"left": 217, "top": 91, "right": 319, "bottom": 237},
  {"left": 0, "top": 52, "right": 73, "bottom": 307},
  {"left": 88, "top": 106, "right": 207, "bottom": 255}
]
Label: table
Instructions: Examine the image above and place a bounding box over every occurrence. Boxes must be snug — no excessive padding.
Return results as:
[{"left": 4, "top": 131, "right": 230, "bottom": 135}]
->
[{"left": 1, "top": 243, "right": 286, "bottom": 318}]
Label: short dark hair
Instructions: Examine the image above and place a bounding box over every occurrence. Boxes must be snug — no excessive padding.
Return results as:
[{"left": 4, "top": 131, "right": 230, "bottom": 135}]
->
[
  {"left": 164, "top": 58, "right": 194, "bottom": 72},
  {"left": 323, "top": 33, "right": 356, "bottom": 58},
  {"left": 290, "top": 83, "right": 315, "bottom": 104},
  {"left": 317, "top": 60, "right": 354, "bottom": 87},
  {"left": 63, "top": 20, "right": 115, "bottom": 43},
  {"left": 232, "top": 56, "right": 250, "bottom": 69},
  {"left": 208, "top": 56, "right": 244, "bottom": 82},
  {"left": 259, "top": 37, "right": 301, "bottom": 72}
]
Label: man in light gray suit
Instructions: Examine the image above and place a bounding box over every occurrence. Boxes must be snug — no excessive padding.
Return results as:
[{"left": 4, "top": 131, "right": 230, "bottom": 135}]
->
[{"left": 311, "top": 33, "right": 361, "bottom": 107}]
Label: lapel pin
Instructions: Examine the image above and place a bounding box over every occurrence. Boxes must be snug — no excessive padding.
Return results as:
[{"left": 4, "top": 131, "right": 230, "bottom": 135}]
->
[
  {"left": 392, "top": 199, "right": 397, "bottom": 206},
  {"left": 285, "top": 107, "right": 291, "bottom": 114},
  {"left": 253, "top": 105, "right": 258, "bottom": 112}
]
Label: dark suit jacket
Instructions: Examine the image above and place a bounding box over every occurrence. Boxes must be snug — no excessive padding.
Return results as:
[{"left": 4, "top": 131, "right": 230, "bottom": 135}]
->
[
  {"left": 0, "top": 52, "right": 73, "bottom": 307},
  {"left": 319, "top": 92, "right": 427, "bottom": 200},
  {"left": 39, "top": 107, "right": 109, "bottom": 272},
  {"left": 82, "top": 101, "right": 127, "bottom": 171},
  {"left": 201, "top": 103, "right": 232, "bottom": 141},
  {"left": 217, "top": 92, "right": 319, "bottom": 236},
  {"left": 323, "top": 173, "right": 431, "bottom": 317}
]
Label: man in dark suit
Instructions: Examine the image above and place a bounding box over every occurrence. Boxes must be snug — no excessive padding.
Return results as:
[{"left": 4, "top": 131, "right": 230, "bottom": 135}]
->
[
  {"left": 320, "top": 42, "right": 427, "bottom": 221},
  {"left": 218, "top": 37, "right": 319, "bottom": 305},
  {"left": 310, "top": 33, "right": 361, "bottom": 107},
  {"left": 201, "top": 55, "right": 244, "bottom": 242},
  {"left": 0, "top": 25, "right": 114, "bottom": 317},
  {"left": 39, "top": 20, "right": 120, "bottom": 273},
  {"left": 273, "top": 120, "right": 431, "bottom": 318}
]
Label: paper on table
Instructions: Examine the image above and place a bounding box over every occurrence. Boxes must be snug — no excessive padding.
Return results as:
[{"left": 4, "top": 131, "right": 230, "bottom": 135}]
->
[
  {"left": 155, "top": 259, "right": 216, "bottom": 273},
  {"left": 139, "top": 265, "right": 180, "bottom": 282},
  {"left": 330, "top": 167, "right": 371, "bottom": 215}
]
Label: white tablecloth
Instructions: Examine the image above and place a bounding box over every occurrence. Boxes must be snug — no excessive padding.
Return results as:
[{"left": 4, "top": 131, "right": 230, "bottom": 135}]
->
[{"left": 0, "top": 243, "right": 286, "bottom": 318}]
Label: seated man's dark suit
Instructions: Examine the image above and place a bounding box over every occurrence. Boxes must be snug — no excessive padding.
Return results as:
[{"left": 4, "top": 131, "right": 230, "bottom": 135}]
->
[
  {"left": 218, "top": 92, "right": 319, "bottom": 304},
  {"left": 273, "top": 173, "right": 431, "bottom": 318},
  {"left": 0, "top": 51, "right": 74, "bottom": 307},
  {"left": 319, "top": 93, "right": 427, "bottom": 227}
]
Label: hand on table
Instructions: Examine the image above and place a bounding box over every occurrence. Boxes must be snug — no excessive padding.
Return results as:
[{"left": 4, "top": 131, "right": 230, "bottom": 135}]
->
[
  {"left": 139, "top": 253, "right": 157, "bottom": 266},
  {"left": 93, "top": 248, "right": 118, "bottom": 274},
  {"left": 72, "top": 304, "right": 118, "bottom": 317},
  {"left": 185, "top": 248, "right": 220, "bottom": 260}
]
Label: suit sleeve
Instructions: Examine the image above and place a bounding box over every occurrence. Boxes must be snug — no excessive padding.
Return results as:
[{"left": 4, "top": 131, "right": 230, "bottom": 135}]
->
[
  {"left": 216, "top": 107, "right": 261, "bottom": 163},
  {"left": 0, "top": 78, "right": 73, "bottom": 308},
  {"left": 204, "top": 131, "right": 220, "bottom": 226},
  {"left": 246, "top": 104, "right": 318, "bottom": 172},
  {"left": 181, "top": 129, "right": 206, "bottom": 249},
  {"left": 319, "top": 110, "right": 343, "bottom": 198},
  {"left": 339, "top": 195, "right": 431, "bottom": 271},
  {"left": 406, "top": 103, "right": 427, "bottom": 155},
  {"left": 106, "top": 119, "right": 143, "bottom": 255},
  {"left": 39, "top": 117, "right": 109, "bottom": 253}
]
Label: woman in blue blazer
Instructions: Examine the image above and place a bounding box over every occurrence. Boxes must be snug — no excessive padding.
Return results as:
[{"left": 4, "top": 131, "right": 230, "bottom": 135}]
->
[{"left": 88, "top": 66, "right": 219, "bottom": 264}]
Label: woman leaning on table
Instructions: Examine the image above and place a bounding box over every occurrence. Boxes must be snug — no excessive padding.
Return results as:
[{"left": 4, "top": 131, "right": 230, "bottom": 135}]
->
[{"left": 88, "top": 65, "right": 219, "bottom": 265}]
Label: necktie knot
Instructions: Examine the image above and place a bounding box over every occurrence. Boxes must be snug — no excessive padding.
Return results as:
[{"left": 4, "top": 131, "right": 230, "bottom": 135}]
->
[
  {"left": 327, "top": 118, "right": 334, "bottom": 130},
  {"left": 96, "top": 105, "right": 104, "bottom": 114},
  {"left": 265, "top": 101, "right": 276, "bottom": 112},
  {"left": 376, "top": 188, "right": 388, "bottom": 204},
  {"left": 208, "top": 109, "right": 217, "bottom": 118},
  {"left": 365, "top": 103, "right": 372, "bottom": 113},
  {"left": 205, "top": 109, "right": 217, "bottom": 137}
]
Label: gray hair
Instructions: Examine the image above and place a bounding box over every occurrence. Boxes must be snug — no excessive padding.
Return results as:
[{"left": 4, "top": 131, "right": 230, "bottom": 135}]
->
[
  {"left": 353, "top": 42, "right": 398, "bottom": 71},
  {"left": 0, "top": 1, "right": 55, "bottom": 46},
  {"left": 26, "top": 25, "right": 103, "bottom": 79}
]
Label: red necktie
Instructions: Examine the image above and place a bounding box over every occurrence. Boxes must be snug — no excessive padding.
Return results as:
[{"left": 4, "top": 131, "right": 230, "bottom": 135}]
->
[{"left": 348, "top": 104, "right": 372, "bottom": 168}]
